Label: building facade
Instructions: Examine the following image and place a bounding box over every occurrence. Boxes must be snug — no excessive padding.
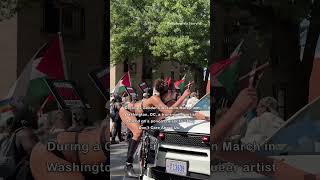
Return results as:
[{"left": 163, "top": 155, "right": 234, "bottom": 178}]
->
[
  {"left": 110, "top": 56, "right": 185, "bottom": 98},
  {"left": 0, "top": 16, "right": 17, "bottom": 99},
  {"left": 16, "top": 0, "right": 105, "bottom": 120}
]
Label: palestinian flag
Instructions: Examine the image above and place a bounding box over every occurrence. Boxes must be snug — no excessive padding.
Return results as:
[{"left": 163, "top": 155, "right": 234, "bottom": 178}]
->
[
  {"left": 114, "top": 72, "right": 131, "bottom": 95},
  {"left": 6, "top": 33, "right": 67, "bottom": 107},
  {"left": 174, "top": 75, "right": 186, "bottom": 91},
  {"left": 210, "top": 56, "right": 240, "bottom": 96},
  {"left": 210, "top": 39, "right": 244, "bottom": 96}
]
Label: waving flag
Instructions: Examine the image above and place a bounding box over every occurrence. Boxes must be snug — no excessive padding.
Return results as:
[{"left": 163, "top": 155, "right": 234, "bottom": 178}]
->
[
  {"left": 210, "top": 56, "right": 240, "bottom": 95},
  {"left": 174, "top": 74, "right": 186, "bottom": 91},
  {"left": 210, "top": 40, "right": 244, "bottom": 95},
  {"left": 114, "top": 72, "right": 131, "bottom": 95},
  {"left": 6, "top": 33, "right": 67, "bottom": 107}
]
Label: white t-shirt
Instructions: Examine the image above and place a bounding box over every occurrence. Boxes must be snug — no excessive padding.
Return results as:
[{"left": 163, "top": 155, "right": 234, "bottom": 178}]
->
[
  {"left": 185, "top": 97, "right": 199, "bottom": 108},
  {"left": 241, "top": 112, "right": 284, "bottom": 145}
]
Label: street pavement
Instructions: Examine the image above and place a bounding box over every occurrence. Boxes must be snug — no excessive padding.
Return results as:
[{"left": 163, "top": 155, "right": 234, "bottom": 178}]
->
[{"left": 110, "top": 141, "right": 140, "bottom": 180}]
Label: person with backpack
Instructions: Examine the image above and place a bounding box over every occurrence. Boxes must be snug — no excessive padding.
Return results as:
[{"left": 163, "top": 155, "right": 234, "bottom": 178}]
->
[{"left": 0, "top": 105, "right": 39, "bottom": 180}]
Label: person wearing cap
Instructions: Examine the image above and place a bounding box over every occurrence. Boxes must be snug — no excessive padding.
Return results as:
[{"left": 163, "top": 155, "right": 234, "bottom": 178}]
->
[{"left": 241, "top": 96, "right": 284, "bottom": 145}]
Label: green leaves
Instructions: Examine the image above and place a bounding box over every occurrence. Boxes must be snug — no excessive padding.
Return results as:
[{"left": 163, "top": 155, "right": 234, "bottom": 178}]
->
[
  {"left": 0, "top": 0, "right": 17, "bottom": 21},
  {"left": 0, "top": 0, "right": 41, "bottom": 21},
  {"left": 111, "top": 0, "right": 209, "bottom": 68}
]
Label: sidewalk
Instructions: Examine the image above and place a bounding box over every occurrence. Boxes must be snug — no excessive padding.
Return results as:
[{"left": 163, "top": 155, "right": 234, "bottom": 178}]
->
[{"left": 110, "top": 141, "right": 140, "bottom": 180}]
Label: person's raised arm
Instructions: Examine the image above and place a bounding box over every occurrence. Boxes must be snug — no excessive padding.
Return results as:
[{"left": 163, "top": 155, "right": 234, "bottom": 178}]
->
[
  {"left": 212, "top": 88, "right": 257, "bottom": 144},
  {"left": 150, "top": 89, "right": 191, "bottom": 115},
  {"left": 150, "top": 96, "right": 175, "bottom": 115},
  {"left": 151, "top": 94, "right": 208, "bottom": 121},
  {"left": 169, "top": 89, "right": 191, "bottom": 108}
]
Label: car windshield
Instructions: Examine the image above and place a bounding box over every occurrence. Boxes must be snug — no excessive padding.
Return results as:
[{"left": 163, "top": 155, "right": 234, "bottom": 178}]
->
[
  {"left": 261, "top": 97, "right": 320, "bottom": 155},
  {"left": 191, "top": 94, "right": 210, "bottom": 111}
]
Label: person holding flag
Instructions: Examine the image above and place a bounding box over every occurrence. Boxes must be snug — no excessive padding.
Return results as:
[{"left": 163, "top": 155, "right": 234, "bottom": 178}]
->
[
  {"left": 212, "top": 87, "right": 317, "bottom": 180},
  {"left": 25, "top": 34, "right": 110, "bottom": 180},
  {"left": 174, "top": 74, "right": 186, "bottom": 93},
  {"left": 210, "top": 40, "right": 318, "bottom": 179},
  {"left": 6, "top": 32, "right": 68, "bottom": 109},
  {"left": 0, "top": 33, "right": 68, "bottom": 180},
  {"left": 119, "top": 78, "right": 209, "bottom": 177}
]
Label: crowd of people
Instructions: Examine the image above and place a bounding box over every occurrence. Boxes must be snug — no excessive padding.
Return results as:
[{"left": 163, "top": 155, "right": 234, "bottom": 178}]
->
[
  {"left": 212, "top": 87, "right": 318, "bottom": 179},
  {"left": 214, "top": 93, "right": 284, "bottom": 145},
  {"left": 0, "top": 77, "right": 207, "bottom": 180},
  {"left": 110, "top": 78, "right": 207, "bottom": 178},
  {"left": 0, "top": 104, "right": 109, "bottom": 180},
  {"left": 110, "top": 84, "right": 201, "bottom": 145}
]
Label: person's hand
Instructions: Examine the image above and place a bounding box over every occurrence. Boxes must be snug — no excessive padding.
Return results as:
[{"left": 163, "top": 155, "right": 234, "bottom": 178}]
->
[
  {"left": 182, "top": 89, "right": 191, "bottom": 97},
  {"left": 230, "top": 88, "right": 257, "bottom": 116}
]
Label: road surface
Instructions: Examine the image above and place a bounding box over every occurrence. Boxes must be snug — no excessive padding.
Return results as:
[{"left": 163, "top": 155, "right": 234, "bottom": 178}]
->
[{"left": 110, "top": 141, "right": 140, "bottom": 180}]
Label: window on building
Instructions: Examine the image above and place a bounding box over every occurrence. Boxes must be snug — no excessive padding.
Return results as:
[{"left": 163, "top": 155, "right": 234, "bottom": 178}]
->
[
  {"left": 43, "top": 0, "right": 60, "bottom": 33},
  {"left": 61, "top": 5, "right": 85, "bottom": 39},
  {"left": 43, "top": 0, "right": 85, "bottom": 39}
]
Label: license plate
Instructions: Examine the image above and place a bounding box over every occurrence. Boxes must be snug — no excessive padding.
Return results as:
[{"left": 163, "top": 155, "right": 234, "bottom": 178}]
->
[{"left": 165, "top": 159, "right": 188, "bottom": 176}]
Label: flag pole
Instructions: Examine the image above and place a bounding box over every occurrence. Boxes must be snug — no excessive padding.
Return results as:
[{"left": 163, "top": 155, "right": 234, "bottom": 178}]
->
[
  {"left": 128, "top": 71, "right": 131, "bottom": 87},
  {"left": 38, "top": 95, "right": 50, "bottom": 117},
  {"left": 238, "top": 62, "right": 269, "bottom": 81},
  {"left": 58, "top": 32, "right": 69, "bottom": 80}
]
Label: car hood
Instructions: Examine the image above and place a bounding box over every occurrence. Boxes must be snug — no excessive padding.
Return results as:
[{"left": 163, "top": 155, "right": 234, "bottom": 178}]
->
[{"left": 153, "top": 111, "right": 210, "bottom": 134}]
